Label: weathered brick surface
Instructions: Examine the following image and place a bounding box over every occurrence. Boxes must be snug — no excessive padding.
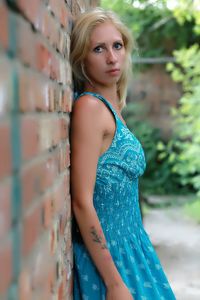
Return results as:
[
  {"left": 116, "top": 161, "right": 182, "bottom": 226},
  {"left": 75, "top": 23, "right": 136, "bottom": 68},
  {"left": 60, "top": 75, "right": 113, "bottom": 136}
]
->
[
  {"left": 0, "top": 0, "right": 99, "bottom": 299},
  {"left": 129, "top": 65, "right": 182, "bottom": 139}
]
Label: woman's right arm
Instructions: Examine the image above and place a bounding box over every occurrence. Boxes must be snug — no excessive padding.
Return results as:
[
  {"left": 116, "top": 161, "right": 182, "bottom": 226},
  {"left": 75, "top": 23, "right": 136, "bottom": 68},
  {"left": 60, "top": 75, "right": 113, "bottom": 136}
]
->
[{"left": 70, "top": 96, "right": 133, "bottom": 299}]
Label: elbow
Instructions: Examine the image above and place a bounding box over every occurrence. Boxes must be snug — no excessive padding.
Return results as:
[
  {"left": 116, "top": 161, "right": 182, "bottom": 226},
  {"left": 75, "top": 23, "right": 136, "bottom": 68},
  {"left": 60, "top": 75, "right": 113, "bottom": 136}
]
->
[
  {"left": 72, "top": 197, "right": 93, "bottom": 213},
  {"left": 72, "top": 199, "right": 82, "bottom": 212}
]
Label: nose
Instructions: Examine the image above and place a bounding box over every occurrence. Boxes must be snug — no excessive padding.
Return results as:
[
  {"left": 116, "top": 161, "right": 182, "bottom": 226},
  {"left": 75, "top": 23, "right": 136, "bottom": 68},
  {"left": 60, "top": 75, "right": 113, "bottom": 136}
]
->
[{"left": 106, "top": 49, "right": 117, "bottom": 64}]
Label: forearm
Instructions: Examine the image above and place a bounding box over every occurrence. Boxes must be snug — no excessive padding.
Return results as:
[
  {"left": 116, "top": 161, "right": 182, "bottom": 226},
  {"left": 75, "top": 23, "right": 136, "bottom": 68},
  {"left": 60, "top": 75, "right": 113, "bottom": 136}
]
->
[{"left": 73, "top": 202, "right": 122, "bottom": 288}]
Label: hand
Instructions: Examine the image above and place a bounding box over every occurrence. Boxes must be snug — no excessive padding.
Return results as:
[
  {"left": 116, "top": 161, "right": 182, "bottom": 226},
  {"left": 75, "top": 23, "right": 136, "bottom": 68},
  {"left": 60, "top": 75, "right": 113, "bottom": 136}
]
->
[{"left": 106, "top": 282, "right": 134, "bottom": 300}]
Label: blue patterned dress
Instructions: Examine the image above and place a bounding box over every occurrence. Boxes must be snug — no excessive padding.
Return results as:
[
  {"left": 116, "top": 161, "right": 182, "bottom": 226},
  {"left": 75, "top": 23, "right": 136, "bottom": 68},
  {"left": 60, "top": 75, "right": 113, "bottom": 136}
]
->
[{"left": 72, "top": 92, "right": 176, "bottom": 300}]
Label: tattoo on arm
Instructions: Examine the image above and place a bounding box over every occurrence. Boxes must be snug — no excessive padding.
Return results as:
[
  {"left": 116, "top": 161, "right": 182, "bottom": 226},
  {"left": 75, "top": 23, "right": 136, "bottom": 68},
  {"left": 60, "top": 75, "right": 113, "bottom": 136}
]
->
[{"left": 90, "top": 226, "right": 108, "bottom": 249}]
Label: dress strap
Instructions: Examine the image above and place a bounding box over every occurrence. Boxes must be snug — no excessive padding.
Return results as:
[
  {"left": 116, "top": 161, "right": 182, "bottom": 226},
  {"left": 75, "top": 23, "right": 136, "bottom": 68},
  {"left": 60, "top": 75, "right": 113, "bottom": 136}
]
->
[{"left": 76, "top": 91, "right": 118, "bottom": 119}]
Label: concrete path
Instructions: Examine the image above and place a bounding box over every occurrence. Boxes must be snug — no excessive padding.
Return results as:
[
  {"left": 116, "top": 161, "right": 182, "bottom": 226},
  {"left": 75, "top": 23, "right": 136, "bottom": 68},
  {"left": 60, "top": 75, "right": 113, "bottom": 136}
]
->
[{"left": 144, "top": 206, "right": 200, "bottom": 300}]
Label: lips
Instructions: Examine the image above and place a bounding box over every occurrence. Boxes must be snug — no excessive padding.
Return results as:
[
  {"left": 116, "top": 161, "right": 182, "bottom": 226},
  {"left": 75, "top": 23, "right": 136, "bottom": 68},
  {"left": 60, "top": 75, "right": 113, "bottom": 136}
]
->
[
  {"left": 106, "top": 68, "right": 120, "bottom": 75},
  {"left": 106, "top": 68, "right": 120, "bottom": 73}
]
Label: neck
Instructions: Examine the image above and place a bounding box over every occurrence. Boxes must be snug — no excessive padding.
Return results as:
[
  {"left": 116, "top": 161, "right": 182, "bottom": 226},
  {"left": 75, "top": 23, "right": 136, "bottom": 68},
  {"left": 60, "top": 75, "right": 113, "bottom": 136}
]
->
[{"left": 84, "top": 83, "right": 119, "bottom": 108}]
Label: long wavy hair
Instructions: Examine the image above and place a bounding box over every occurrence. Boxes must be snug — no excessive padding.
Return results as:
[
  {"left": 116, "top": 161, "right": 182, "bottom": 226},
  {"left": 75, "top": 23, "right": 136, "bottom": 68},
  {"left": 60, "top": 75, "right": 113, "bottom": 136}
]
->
[{"left": 70, "top": 7, "right": 133, "bottom": 109}]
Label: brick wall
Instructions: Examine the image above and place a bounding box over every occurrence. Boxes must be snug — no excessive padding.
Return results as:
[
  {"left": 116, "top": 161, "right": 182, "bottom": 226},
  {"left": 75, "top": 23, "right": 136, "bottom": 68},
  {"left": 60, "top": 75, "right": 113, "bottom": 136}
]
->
[
  {"left": 128, "top": 65, "right": 182, "bottom": 139},
  {"left": 0, "top": 0, "right": 99, "bottom": 299}
]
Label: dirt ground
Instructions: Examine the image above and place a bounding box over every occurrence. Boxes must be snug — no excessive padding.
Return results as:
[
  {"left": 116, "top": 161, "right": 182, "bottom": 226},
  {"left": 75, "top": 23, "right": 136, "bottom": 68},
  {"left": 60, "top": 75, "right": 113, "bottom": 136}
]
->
[{"left": 144, "top": 204, "right": 200, "bottom": 300}]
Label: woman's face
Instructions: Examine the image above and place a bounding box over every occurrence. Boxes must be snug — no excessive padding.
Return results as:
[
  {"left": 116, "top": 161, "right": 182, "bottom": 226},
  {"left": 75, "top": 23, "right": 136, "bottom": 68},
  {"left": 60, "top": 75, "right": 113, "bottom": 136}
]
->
[{"left": 84, "top": 22, "right": 126, "bottom": 88}]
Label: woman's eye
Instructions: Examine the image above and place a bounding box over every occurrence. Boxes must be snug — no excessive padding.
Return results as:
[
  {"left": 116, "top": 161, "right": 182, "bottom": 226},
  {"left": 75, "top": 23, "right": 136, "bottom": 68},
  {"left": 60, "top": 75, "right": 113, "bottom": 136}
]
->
[
  {"left": 93, "top": 46, "right": 103, "bottom": 53},
  {"left": 114, "top": 42, "right": 123, "bottom": 50}
]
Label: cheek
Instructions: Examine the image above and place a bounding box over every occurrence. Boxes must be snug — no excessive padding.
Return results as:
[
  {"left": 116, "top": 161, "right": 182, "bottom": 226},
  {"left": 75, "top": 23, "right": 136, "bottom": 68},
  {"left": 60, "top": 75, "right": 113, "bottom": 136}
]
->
[
  {"left": 120, "top": 50, "right": 126, "bottom": 63},
  {"left": 85, "top": 57, "right": 104, "bottom": 75},
  {"left": 119, "top": 52, "right": 127, "bottom": 69}
]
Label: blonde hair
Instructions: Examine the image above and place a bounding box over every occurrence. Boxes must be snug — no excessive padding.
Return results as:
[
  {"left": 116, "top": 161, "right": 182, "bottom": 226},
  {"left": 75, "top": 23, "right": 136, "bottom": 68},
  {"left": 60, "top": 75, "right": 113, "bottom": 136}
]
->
[{"left": 70, "top": 7, "right": 133, "bottom": 109}]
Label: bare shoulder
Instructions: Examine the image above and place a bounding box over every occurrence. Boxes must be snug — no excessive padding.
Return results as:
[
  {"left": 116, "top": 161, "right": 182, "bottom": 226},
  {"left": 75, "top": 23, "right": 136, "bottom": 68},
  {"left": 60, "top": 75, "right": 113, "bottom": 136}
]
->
[
  {"left": 72, "top": 95, "right": 104, "bottom": 117},
  {"left": 71, "top": 95, "right": 105, "bottom": 130}
]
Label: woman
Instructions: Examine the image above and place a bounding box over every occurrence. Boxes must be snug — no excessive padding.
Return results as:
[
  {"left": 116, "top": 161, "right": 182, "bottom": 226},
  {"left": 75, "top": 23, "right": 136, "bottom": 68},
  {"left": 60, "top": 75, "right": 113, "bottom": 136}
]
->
[{"left": 70, "top": 7, "right": 176, "bottom": 300}]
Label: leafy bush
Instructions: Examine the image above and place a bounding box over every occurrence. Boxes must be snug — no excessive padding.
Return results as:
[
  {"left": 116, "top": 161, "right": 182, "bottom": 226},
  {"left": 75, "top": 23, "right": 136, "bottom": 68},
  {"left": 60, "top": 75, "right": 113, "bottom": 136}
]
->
[
  {"left": 164, "top": 44, "right": 200, "bottom": 196},
  {"left": 183, "top": 199, "right": 200, "bottom": 223},
  {"left": 101, "top": 0, "right": 200, "bottom": 60}
]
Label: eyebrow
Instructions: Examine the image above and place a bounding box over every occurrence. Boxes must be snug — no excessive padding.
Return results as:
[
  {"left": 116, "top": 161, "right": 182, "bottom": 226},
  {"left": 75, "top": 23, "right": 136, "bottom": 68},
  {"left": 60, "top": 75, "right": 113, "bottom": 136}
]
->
[{"left": 92, "top": 39, "right": 124, "bottom": 47}]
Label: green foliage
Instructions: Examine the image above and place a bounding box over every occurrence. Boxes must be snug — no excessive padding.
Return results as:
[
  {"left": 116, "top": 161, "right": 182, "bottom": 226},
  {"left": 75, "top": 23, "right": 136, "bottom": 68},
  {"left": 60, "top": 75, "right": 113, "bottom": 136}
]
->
[
  {"left": 183, "top": 198, "right": 200, "bottom": 223},
  {"left": 101, "top": 0, "right": 199, "bottom": 59},
  {"left": 167, "top": 45, "right": 200, "bottom": 90},
  {"left": 165, "top": 2, "right": 200, "bottom": 197},
  {"left": 173, "top": 0, "right": 200, "bottom": 35},
  {"left": 165, "top": 45, "right": 200, "bottom": 196}
]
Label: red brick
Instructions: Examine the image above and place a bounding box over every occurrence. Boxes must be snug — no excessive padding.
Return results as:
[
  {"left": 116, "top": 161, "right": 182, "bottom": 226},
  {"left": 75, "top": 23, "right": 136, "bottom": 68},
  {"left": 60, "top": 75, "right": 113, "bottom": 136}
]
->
[
  {"left": 52, "top": 118, "right": 62, "bottom": 146},
  {"left": 31, "top": 245, "right": 54, "bottom": 289},
  {"left": 60, "top": 117, "right": 69, "bottom": 140},
  {"left": 39, "top": 117, "right": 62, "bottom": 151},
  {"left": 17, "top": 15, "right": 37, "bottom": 68},
  {"left": 54, "top": 191, "right": 71, "bottom": 233},
  {"left": 50, "top": 220, "right": 61, "bottom": 255},
  {"left": 31, "top": 288, "right": 52, "bottom": 300},
  {"left": 37, "top": 8, "right": 62, "bottom": 53},
  {"left": 67, "top": 275, "right": 73, "bottom": 298},
  {"left": 9, "top": 2, "right": 72, "bottom": 81},
  {"left": 66, "top": 143, "right": 70, "bottom": 167},
  {"left": 60, "top": 60, "right": 71, "bottom": 85},
  {"left": 21, "top": 163, "right": 43, "bottom": 210},
  {"left": 0, "top": 58, "right": 14, "bottom": 114},
  {"left": 59, "top": 143, "right": 70, "bottom": 173},
  {"left": 43, "top": 154, "right": 60, "bottom": 187},
  {"left": 41, "top": 266, "right": 55, "bottom": 299},
  {"left": 0, "top": 237, "right": 12, "bottom": 294},
  {"left": 59, "top": 207, "right": 68, "bottom": 235},
  {"left": 63, "top": 173, "right": 70, "bottom": 198},
  {"left": 48, "top": 0, "right": 69, "bottom": 29},
  {"left": 19, "top": 68, "right": 51, "bottom": 112},
  {"left": 58, "top": 281, "right": 64, "bottom": 300},
  {"left": 49, "top": 50, "right": 60, "bottom": 81},
  {"left": 14, "top": 15, "right": 65, "bottom": 82},
  {"left": 40, "top": 9, "right": 58, "bottom": 46},
  {"left": 65, "top": 32, "right": 71, "bottom": 59},
  {"left": 0, "top": 1, "right": 81, "bottom": 299},
  {"left": 62, "top": 87, "right": 72, "bottom": 112},
  {"left": 54, "top": 87, "right": 62, "bottom": 112},
  {"left": 71, "top": 1, "right": 82, "bottom": 16},
  {"left": 19, "top": 67, "right": 56, "bottom": 113},
  {"left": 0, "top": 122, "right": 12, "bottom": 179},
  {"left": 15, "top": 0, "right": 67, "bottom": 56},
  {"left": 36, "top": 43, "right": 51, "bottom": 78},
  {"left": 17, "top": 0, "right": 41, "bottom": 26},
  {"left": 60, "top": 1, "right": 69, "bottom": 29},
  {"left": 36, "top": 42, "right": 64, "bottom": 82},
  {"left": 52, "top": 177, "right": 67, "bottom": 215},
  {"left": 19, "top": 242, "right": 55, "bottom": 298},
  {"left": 48, "top": 84, "right": 56, "bottom": 112},
  {"left": 39, "top": 118, "right": 53, "bottom": 151},
  {"left": 0, "top": 3, "right": 8, "bottom": 49},
  {"left": 22, "top": 204, "right": 42, "bottom": 256},
  {"left": 21, "top": 154, "right": 60, "bottom": 210},
  {"left": 39, "top": 10, "right": 69, "bottom": 56},
  {"left": 19, "top": 270, "right": 32, "bottom": 300},
  {"left": 15, "top": 15, "right": 63, "bottom": 83},
  {"left": 64, "top": 206, "right": 72, "bottom": 244},
  {"left": 58, "top": 29, "right": 68, "bottom": 55},
  {"left": 0, "top": 180, "right": 11, "bottom": 240},
  {"left": 61, "top": 270, "right": 71, "bottom": 300},
  {"left": 42, "top": 194, "right": 53, "bottom": 229},
  {"left": 21, "top": 117, "right": 39, "bottom": 160},
  {"left": 50, "top": 227, "right": 56, "bottom": 255}
]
